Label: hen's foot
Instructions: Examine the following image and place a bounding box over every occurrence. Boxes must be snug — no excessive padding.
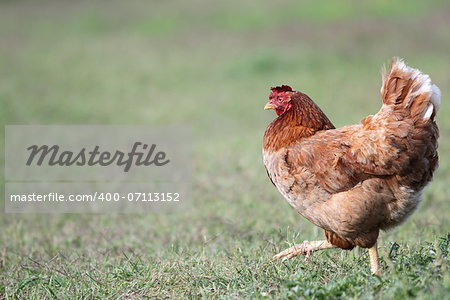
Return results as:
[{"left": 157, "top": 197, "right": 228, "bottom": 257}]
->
[{"left": 273, "top": 240, "right": 335, "bottom": 262}]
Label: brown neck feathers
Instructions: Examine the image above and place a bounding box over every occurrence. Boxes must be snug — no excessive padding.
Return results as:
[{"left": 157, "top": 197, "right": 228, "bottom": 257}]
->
[{"left": 263, "top": 92, "right": 335, "bottom": 152}]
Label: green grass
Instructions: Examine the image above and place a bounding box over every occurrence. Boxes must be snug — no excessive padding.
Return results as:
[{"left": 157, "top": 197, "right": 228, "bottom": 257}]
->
[{"left": 1, "top": 0, "right": 450, "bottom": 298}]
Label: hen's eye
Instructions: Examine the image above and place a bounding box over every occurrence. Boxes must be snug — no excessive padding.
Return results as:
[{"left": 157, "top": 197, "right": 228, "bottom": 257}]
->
[{"left": 278, "top": 98, "right": 282, "bottom": 102}]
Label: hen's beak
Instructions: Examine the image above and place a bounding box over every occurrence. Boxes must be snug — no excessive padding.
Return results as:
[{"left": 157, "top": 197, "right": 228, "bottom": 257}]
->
[{"left": 264, "top": 103, "right": 275, "bottom": 110}]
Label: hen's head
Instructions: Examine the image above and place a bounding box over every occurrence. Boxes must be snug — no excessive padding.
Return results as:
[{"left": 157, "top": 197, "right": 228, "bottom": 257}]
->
[{"left": 265, "top": 85, "right": 295, "bottom": 116}]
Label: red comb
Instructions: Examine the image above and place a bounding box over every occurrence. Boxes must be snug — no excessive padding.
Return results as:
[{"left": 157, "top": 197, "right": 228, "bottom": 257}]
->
[{"left": 271, "top": 85, "right": 293, "bottom": 93}]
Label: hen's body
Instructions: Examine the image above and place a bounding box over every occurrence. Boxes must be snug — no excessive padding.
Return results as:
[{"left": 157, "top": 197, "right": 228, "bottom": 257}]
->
[{"left": 263, "top": 59, "right": 440, "bottom": 272}]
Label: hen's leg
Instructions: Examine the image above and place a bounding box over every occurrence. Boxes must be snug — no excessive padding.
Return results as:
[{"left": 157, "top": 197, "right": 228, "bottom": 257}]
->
[
  {"left": 273, "top": 240, "right": 336, "bottom": 261},
  {"left": 368, "top": 243, "right": 381, "bottom": 275}
]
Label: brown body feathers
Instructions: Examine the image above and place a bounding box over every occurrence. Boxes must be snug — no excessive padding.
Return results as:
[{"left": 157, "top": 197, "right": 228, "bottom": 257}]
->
[{"left": 263, "top": 59, "right": 440, "bottom": 249}]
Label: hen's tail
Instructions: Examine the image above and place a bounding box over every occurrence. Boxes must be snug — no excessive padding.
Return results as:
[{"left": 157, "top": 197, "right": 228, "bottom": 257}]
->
[{"left": 381, "top": 58, "right": 441, "bottom": 122}]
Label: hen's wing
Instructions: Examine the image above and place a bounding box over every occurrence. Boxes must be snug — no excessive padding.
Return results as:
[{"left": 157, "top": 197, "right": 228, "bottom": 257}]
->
[{"left": 289, "top": 117, "right": 435, "bottom": 194}]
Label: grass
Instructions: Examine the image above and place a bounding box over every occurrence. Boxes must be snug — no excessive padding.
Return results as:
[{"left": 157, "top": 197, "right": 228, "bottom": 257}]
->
[{"left": 1, "top": 0, "right": 450, "bottom": 298}]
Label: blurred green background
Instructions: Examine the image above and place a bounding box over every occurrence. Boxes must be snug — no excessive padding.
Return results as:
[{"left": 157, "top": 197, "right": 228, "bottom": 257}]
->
[{"left": 1, "top": 0, "right": 449, "bottom": 298}]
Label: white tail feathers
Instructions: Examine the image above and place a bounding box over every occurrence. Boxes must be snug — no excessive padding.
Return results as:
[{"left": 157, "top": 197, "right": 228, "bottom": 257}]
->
[
  {"left": 430, "top": 84, "right": 441, "bottom": 114},
  {"left": 381, "top": 58, "right": 441, "bottom": 121}
]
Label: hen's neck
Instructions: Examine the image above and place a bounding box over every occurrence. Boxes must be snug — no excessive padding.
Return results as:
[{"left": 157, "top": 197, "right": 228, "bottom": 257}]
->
[{"left": 263, "top": 92, "right": 335, "bottom": 152}]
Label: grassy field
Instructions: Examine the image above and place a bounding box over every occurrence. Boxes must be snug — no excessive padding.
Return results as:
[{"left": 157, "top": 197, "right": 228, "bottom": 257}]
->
[{"left": 1, "top": 0, "right": 449, "bottom": 298}]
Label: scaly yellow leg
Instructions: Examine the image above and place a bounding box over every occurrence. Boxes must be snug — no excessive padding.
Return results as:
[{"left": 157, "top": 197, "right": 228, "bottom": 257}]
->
[
  {"left": 273, "top": 240, "right": 336, "bottom": 261},
  {"left": 368, "top": 242, "right": 381, "bottom": 275}
]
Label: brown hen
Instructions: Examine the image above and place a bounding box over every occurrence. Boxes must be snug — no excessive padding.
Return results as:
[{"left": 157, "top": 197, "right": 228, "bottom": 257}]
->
[{"left": 263, "top": 58, "right": 440, "bottom": 274}]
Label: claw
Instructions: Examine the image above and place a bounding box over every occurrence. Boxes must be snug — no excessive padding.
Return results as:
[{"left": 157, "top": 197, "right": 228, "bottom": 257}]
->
[{"left": 304, "top": 250, "right": 311, "bottom": 262}]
